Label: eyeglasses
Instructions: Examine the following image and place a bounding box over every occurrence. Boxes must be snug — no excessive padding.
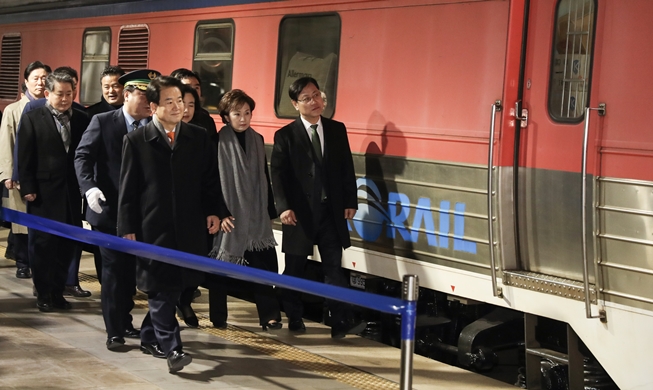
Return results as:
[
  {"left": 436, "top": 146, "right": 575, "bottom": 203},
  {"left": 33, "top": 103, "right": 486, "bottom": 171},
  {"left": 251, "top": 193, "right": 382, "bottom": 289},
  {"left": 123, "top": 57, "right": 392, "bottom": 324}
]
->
[{"left": 297, "top": 91, "right": 322, "bottom": 104}]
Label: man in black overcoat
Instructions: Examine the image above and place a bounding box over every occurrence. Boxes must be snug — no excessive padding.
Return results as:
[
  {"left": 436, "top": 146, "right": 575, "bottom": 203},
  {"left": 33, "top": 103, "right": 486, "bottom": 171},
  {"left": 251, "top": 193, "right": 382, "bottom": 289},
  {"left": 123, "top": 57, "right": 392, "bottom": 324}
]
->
[
  {"left": 81, "top": 65, "right": 126, "bottom": 283},
  {"left": 117, "top": 76, "right": 221, "bottom": 373},
  {"left": 17, "top": 72, "right": 90, "bottom": 312},
  {"left": 75, "top": 69, "right": 160, "bottom": 351},
  {"left": 270, "top": 77, "right": 364, "bottom": 339}
]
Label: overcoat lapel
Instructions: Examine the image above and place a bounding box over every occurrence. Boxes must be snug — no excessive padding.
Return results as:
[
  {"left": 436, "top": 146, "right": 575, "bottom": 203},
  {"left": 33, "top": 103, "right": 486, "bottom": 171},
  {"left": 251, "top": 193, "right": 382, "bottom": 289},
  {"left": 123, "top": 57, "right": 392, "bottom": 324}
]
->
[
  {"left": 291, "top": 117, "right": 314, "bottom": 161},
  {"left": 39, "top": 108, "right": 67, "bottom": 154}
]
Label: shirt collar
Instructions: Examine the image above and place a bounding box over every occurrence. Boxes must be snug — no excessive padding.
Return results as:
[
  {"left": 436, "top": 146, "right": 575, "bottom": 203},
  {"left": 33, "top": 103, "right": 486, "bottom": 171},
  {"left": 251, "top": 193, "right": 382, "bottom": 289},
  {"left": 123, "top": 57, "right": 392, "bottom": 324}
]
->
[
  {"left": 122, "top": 107, "right": 148, "bottom": 130},
  {"left": 299, "top": 116, "right": 322, "bottom": 131}
]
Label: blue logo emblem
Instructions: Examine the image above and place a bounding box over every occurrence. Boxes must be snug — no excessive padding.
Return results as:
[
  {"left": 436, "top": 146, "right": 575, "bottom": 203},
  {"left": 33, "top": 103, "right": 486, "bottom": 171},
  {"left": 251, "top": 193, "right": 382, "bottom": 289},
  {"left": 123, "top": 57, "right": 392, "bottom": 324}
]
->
[{"left": 349, "top": 178, "right": 477, "bottom": 254}]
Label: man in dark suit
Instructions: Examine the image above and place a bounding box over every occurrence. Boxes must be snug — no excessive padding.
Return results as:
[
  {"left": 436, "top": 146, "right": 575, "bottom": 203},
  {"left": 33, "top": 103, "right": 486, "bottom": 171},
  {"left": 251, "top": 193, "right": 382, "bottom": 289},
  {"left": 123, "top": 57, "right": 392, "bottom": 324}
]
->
[
  {"left": 17, "top": 66, "right": 91, "bottom": 298},
  {"left": 86, "top": 65, "right": 125, "bottom": 117},
  {"left": 118, "top": 76, "right": 222, "bottom": 373},
  {"left": 78, "top": 65, "right": 126, "bottom": 285},
  {"left": 17, "top": 71, "right": 90, "bottom": 312},
  {"left": 270, "top": 77, "right": 364, "bottom": 339},
  {"left": 75, "top": 69, "right": 159, "bottom": 351}
]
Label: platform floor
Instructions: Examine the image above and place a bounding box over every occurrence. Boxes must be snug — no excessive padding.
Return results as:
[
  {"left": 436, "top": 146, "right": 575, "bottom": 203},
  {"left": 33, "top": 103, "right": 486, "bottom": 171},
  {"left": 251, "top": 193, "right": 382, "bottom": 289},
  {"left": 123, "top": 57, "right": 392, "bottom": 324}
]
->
[{"left": 0, "top": 228, "right": 514, "bottom": 389}]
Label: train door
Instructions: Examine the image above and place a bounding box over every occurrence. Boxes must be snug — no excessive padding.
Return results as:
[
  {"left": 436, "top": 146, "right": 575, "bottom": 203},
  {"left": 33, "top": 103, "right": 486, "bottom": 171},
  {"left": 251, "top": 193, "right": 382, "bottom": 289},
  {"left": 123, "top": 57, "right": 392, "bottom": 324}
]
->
[{"left": 512, "top": 0, "right": 599, "bottom": 286}]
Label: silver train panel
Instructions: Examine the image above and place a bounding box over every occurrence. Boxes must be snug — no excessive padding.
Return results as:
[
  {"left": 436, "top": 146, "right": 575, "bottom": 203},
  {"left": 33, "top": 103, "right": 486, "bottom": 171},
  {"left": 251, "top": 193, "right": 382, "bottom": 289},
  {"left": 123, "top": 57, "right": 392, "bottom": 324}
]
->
[
  {"left": 516, "top": 167, "right": 595, "bottom": 282},
  {"left": 269, "top": 146, "right": 652, "bottom": 313},
  {"left": 598, "top": 178, "right": 653, "bottom": 312},
  {"left": 349, "top": 154, "right": 492, "bottom": 274}
]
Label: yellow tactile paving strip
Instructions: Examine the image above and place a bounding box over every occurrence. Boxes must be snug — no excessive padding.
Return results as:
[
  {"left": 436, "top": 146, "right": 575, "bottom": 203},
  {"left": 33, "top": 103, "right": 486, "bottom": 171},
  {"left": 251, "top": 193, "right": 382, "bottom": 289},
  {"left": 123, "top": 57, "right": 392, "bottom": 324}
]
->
[{"left": 78, "top": 273, "right": 400, "bottom": 390}]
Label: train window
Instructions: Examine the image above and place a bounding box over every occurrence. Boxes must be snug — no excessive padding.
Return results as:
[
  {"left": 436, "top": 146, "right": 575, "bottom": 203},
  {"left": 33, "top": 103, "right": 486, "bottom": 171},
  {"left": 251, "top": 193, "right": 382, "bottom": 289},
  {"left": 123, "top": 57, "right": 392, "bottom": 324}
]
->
[
  {"left": 0, "top": 34, "right": 22, "bottom": 100},
  {"left": 117, "top": 25, "right": 149, "bottom": 73},
  {"left": 80, "top": 28, "right": 111, "bottom": 105},
  {"left": 275, "top": 14, "right": 341, "bottom": 118},
  {"left": 548, "top": 0, "right": 596, "bottom": 121},
  {"left": 192, "top": 21, "right": 234, "bottom": 113}
]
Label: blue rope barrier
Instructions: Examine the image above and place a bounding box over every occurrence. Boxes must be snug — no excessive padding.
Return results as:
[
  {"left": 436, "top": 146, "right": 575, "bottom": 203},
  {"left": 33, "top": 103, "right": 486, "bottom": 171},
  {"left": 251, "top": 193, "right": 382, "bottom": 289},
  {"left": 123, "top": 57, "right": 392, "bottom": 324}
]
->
[{"left": 1, "top": 207, "right": 406, "bottom": 316}]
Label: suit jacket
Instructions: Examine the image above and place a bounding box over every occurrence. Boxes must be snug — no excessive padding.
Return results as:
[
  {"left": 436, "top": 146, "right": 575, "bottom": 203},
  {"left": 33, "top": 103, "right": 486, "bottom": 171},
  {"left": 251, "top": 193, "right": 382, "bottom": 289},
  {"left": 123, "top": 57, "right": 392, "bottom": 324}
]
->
[
  {"left": 270, "top": 116, "right": 357, "bottom": 256},
  {"left": 74, "top": 108, "right": 132, "bottom": 230},
  {"left": 117, "top": 120, "right": 221, "bottom": 292},
  {"left": 86, "top": 97, "right": 121, "bottom": 118},
  {"left": 17, "top": 105, "right": 89, "bottom": 226}
]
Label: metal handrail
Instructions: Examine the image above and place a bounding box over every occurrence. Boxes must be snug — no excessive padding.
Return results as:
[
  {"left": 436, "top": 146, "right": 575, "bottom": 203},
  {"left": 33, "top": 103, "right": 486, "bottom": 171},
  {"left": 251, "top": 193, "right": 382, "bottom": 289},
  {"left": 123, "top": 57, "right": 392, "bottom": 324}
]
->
[
  {"left": 581, "top": 103, "right": 605, "bottom": 319},
  {"left": 487, "top": 100, "right": 502, "bottom": 297}
]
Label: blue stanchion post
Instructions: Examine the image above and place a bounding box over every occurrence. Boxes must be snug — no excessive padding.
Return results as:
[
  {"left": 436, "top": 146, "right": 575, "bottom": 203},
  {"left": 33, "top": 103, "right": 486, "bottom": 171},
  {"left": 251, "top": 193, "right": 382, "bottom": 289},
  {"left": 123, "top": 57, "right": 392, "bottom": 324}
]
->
[{"left": 400, "top": 274, "right": 418, "bottom": 390}]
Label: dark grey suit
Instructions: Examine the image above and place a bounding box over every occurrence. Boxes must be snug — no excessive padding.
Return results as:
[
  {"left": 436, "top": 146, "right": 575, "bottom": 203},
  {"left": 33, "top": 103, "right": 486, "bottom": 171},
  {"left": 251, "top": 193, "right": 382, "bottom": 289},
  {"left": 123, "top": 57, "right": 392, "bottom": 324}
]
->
[{"left": 270, "top": 116, "right": 357, "bottom": 324}]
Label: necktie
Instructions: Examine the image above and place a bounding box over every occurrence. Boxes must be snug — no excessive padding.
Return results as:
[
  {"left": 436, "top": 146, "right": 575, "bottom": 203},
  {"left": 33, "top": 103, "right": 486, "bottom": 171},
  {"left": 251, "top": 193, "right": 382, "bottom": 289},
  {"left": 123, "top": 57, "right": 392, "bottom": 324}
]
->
[
  {"left": 166, "top": 131, "right": 175, "bottom": 144},
  {"left": 131, "top": 120, "right": 139, "bottom": 132},
  {"left": 310, "top": 124, "right": 322, "bottom": 164},
  {"left": 310, "top": 124, "right": 327, "bottom": 202},
  {"left": 56, "top": 113, "right": 71, "bottom": 152}
]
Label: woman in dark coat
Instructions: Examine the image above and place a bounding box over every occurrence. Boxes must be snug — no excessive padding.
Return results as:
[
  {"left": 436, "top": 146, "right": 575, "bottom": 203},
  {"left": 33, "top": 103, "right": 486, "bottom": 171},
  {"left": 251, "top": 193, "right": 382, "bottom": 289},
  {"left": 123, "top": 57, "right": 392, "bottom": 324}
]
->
[{"left": 209, "top": 89, "right": 282, "bottom": 331}]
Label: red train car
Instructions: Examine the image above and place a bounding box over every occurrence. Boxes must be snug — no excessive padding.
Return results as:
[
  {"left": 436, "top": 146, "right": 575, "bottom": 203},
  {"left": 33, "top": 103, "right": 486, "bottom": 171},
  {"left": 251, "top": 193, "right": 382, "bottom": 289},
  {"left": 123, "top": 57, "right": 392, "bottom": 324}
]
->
[{"left": 1, "top": 1, "right": 651, "bottom": 388}]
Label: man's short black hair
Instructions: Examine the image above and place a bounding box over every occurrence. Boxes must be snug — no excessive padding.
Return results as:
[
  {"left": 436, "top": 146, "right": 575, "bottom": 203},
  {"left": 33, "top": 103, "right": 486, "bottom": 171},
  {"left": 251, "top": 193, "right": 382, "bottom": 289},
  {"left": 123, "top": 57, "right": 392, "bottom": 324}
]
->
[
  {"left": 180, "top": 84, "right": 200, "bottom": 106},
  {"left": 170, "top": 68, "right": 202, "bottom": 84},
  {"left": 23, "top": 61, "right": 51, "bottom": 80},
  {"left": 53, "top": 66, "right": 79, "bottom": 82},
  {"left": 101, "top": 65, "right": 125, "bottom": 79},
  {"left": 146, "top": 76, "right": 184, "bottom": 105},
  {"left": 288, "top": 77, "right": 319, "bottom": 102}
]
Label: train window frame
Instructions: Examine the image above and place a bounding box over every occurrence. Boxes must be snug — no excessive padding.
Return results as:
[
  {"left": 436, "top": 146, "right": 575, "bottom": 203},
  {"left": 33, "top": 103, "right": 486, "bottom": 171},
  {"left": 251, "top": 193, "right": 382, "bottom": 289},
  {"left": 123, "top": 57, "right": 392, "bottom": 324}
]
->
[
  {"left": 547, "top": 0, "right": 598, "bottom": 123},
  {"left": 0, "top": 33, "right": 22, "bottom": 101},
  {"left": 192, "top": 20, "right": 235, "bottom": 114},
  {"left": 274, "top": 13, "right": 341, "bottom": 119},
  {"left": 79, "top": 27, "right": 111, "bottom": 106},
  {"left": 117, "top": 24, "right": 150, "bottom": 73}
]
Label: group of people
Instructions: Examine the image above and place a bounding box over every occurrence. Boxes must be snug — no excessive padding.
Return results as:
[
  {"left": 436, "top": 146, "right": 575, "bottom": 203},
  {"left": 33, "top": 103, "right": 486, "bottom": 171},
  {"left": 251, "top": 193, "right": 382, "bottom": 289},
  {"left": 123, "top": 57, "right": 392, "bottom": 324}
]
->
[{"left": 0, "top": 60, "right": 365, "bottom": 374}]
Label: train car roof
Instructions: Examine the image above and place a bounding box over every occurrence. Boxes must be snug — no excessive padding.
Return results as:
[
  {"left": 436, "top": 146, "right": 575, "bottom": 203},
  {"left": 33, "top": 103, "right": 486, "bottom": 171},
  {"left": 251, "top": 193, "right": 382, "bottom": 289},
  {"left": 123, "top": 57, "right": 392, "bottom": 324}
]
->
[{"left": 0, "top": 0, "right": 273, "bottom": 24}]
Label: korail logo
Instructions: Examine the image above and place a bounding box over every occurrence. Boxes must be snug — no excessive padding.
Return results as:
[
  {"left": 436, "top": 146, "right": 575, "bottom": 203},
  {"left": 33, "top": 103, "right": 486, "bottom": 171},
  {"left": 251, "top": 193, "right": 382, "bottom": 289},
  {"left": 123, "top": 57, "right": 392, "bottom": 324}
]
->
[{"left": 349, "top": 178, "right": 477, "bottom": 254}]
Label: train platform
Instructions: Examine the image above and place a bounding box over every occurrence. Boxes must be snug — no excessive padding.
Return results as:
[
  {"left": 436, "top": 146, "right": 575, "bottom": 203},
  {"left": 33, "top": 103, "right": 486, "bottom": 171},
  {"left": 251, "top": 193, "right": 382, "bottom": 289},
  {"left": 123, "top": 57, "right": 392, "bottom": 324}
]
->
[{"left": 0, "top": 229, "right": 513, "bottom": 390}]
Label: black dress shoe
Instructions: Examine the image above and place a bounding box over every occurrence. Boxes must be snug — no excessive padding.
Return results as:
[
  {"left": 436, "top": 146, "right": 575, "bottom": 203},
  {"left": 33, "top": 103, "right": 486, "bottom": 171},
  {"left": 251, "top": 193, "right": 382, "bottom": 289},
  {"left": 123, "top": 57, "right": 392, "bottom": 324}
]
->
[
  {"left": 140, "top": 342, "right": 166, "bottom": 358},
  {"left": 124, "top": 328, "right": 141, "bottom": 339},
  {"left": 167, "top": 350, "right": 192, "bottom": 373},
  {"left": 51, "top": 294, "right": 72, "bottom": 310},
  {"left": 288, "top": 319, "right": 306, "bottom": 333},
  {"left": 16, "top": 267, "right": 31, "bottom": 279},
  {"left": 331, "top": 320, "right": 367, "bottom": 339},
  {"left": 36, "top": 296, "right": 53, "bottom": 312},
  {"left": 177, "top": 304, "right": 199, "bottom": 328},
  {"left": 262, "top": 321, "right": 283, "bottom": 331},
  {"left": 212, "top": 321, "right": 227, "bottom": 329},
  {"left": 64, "top": 285, "right": 92, "bottom": 298},
  {"left": 106, "top": 336, "right": 126, "bottom": 351}
]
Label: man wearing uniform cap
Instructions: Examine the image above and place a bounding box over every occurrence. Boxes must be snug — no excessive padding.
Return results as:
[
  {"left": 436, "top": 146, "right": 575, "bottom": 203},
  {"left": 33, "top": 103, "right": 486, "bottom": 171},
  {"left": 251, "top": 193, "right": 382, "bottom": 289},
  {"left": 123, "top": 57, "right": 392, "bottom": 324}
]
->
[{"left": 75, "top": 69, "right": 160, "bottom": 352}]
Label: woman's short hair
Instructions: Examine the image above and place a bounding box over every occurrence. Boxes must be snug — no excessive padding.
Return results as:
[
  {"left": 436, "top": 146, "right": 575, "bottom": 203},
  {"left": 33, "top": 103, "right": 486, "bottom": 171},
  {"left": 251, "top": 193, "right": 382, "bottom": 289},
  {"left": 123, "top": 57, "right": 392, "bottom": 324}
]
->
[{"left": 218, "top": 89, "right": 256, "bottom": 124}]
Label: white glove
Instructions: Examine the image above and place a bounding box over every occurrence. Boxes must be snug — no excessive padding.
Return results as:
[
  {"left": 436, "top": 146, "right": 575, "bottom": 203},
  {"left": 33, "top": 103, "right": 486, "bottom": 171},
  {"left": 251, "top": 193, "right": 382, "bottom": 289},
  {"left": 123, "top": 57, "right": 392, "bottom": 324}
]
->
[{"left": 86, "top": 187, "right": 106, "bottom": 214}]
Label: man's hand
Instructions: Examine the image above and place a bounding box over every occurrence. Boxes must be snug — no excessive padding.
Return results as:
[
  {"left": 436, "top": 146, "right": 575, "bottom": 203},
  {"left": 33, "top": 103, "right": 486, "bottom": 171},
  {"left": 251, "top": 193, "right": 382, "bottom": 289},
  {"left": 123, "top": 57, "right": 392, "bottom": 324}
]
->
[
  {"left": 123, "top": 233, "right": 136, "bottom": 241},
  {"left": 86, "top": 187, "right": 106, "bottom": 214},
  {"left": 280, "top": 209, "right": 297, "bottom": 226},
  {"left": 221, "top": 216, "right": 235, "bottom": 233},
  {"left": 207, "top": 215, "right": 220, "bottom": 234},
  {"left": 4, "top": 180, "right": 14, "bottom": 190},
  {"left": 23, "top": 193, "right": 36, "bottom": 202},
  {"left": 344, "top": 208, "right": 356, "bottom": 220}
]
